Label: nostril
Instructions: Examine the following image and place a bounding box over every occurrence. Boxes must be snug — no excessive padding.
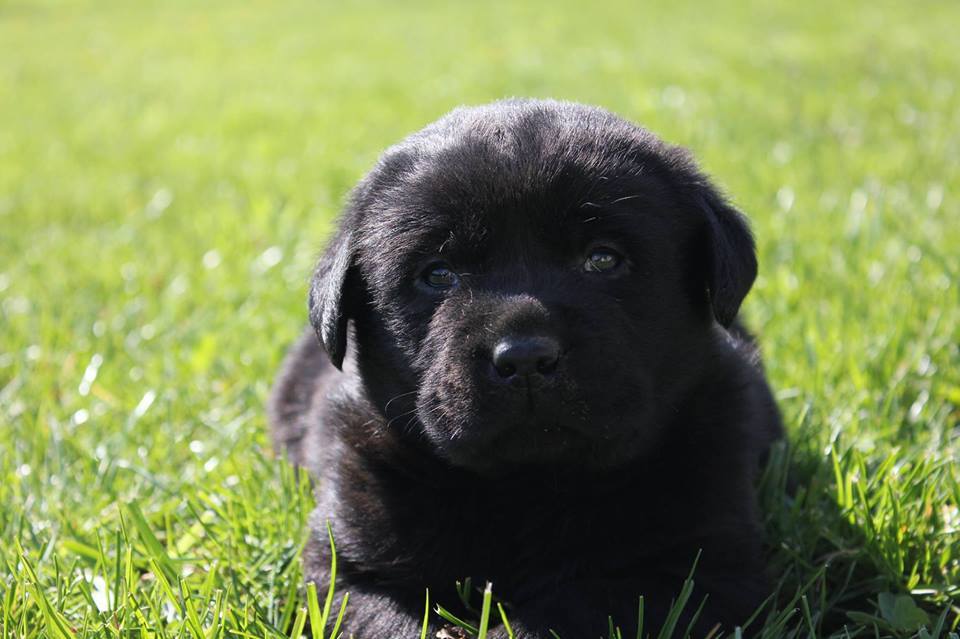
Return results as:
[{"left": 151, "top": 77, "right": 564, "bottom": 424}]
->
[
  {"left": 536, "top": 355, "right": 558, "bottom": 375},
  {"left": 491, "top": 335, "right": 562, "bottom": 380},
  {"left": 497, "top": 362, "right": 517, "bottom": 378}
]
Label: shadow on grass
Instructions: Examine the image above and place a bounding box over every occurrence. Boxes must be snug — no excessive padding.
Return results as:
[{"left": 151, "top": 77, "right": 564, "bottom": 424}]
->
[{"left": 755, "top": 438, "right": 958, "bottom": 638}]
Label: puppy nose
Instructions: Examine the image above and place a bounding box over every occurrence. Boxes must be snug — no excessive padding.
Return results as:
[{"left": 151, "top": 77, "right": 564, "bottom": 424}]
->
[{"left": 491, "top": 336, "right": 561, "bottom": 379}]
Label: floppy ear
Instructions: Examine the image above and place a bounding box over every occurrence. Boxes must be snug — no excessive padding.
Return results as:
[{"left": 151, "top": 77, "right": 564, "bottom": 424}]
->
[
  {"left": 697, "top": 189, "right": 758, "bottom": 327},
  {"left": 308, "top": 225, "right": 357, "bottom": 370}
]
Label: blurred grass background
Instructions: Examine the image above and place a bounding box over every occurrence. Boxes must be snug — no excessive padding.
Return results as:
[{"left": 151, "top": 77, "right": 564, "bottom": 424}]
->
[{"left": 1, "top": 0, "right": 958, "bottom": 636}]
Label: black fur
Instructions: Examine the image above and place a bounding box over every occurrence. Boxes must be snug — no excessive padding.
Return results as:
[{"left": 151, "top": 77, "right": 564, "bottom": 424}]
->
[{"left": 269, "top": 99, "right": 783, "bottom": 637}]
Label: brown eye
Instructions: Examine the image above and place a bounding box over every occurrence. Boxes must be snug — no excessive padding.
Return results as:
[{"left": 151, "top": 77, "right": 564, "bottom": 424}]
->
[
  {"left": 583, "top": 248, "right": 622, "bottom": 273},
  {"left": 421, "top": 262, "right": 460, "bottom": 289}
]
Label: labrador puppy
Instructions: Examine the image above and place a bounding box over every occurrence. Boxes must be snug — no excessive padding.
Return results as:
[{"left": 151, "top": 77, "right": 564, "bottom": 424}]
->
[{"left": 269, "top": 99, "right": 783, "bottom": 638}]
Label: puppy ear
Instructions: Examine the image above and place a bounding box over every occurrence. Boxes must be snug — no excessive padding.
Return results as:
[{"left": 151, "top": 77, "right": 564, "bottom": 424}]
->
[
  {"left": 308, "top": 225, "right": 357, "bottom": 370},
  {"left": 697, "top": 189, "right": 758, "bottom": 327}
]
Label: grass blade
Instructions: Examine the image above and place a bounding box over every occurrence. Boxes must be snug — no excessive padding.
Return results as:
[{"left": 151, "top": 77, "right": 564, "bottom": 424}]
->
[
  {"left": 477, "top": 582, "right": 493, "bottom": 639},
  {"left": 421, "top": 589, "right": 431, "bottom": 639}
]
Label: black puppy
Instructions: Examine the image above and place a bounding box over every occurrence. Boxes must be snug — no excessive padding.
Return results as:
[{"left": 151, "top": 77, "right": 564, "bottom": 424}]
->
[{"left": 269, "top": 99, "right": 782, "bottom": 637}]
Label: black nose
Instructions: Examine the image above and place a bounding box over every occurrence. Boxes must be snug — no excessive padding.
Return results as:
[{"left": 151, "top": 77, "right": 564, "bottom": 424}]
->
[{"left": 491, "top": 336, "right": 561, "bottom": 379}]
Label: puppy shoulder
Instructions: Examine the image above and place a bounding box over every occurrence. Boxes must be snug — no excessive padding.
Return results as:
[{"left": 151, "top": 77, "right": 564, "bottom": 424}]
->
[
  {"left": 711, "top": 321, "right": 785, "bottom": 458},
  {"left": 268, "top": 328, "right": 337, "bottom": 466}
]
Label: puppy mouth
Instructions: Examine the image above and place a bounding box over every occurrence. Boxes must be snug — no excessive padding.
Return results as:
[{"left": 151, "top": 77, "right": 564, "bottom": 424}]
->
[
  {"left": 483, "top": 421, "right": 600, "bottom": 467},
  {"left": 416, "top": 387, "right": 600, "bottom": 469}
]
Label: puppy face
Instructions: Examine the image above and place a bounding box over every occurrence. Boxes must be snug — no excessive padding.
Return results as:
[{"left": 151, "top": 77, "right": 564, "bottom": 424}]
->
[{"left": 310, "top": 100, "right": 757, "bottom": 473}]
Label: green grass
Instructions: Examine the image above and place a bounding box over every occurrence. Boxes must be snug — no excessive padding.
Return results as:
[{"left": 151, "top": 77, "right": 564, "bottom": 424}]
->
[{"left": 1, "top": 0, "right": 958, "bottom": 636}]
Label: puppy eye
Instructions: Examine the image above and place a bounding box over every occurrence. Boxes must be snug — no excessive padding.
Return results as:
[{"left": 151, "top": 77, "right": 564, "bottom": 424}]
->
[
  {"left": 420, "top": 262, "right": 460, "bottom": 290},
  {"left": 583, "top": 248, "right": 622, "bottom": 273}
]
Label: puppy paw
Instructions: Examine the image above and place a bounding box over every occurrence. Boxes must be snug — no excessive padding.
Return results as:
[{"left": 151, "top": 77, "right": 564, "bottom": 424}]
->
[{"left": 436, "top": 625, "right": 472, "bottom": 639}]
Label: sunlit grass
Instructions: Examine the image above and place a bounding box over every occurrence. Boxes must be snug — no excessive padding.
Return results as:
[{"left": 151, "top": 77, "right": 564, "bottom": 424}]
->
[{"left": 1, "top": 0, "right": 958, "bottom": 636}]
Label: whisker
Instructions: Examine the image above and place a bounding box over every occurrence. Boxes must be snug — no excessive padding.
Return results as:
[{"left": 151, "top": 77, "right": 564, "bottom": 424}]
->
[
  {"left": 386, "top": 405, "right": 420, "bottom": 429},
  {"left": 383, "top": 389, "right": 419, "bottom": 414},
  {"left": 609, "top": 194, "right": 643, "bottom": 205}
]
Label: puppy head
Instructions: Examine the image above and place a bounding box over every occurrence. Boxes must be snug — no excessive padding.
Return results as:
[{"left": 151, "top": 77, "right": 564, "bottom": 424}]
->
[{"left": 309, "top": 100, "right": 756, "bottom": 473}]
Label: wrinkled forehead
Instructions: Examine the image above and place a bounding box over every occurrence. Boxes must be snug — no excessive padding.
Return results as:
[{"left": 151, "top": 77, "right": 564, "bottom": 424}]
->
[{"left": 355, "top": 140, "right": 683, "bottom": 264}]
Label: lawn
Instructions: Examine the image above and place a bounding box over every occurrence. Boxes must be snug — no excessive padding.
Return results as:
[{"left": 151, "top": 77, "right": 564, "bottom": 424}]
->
[{"left": 1, "top": 0, "right": 958, "bottom": 636}]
